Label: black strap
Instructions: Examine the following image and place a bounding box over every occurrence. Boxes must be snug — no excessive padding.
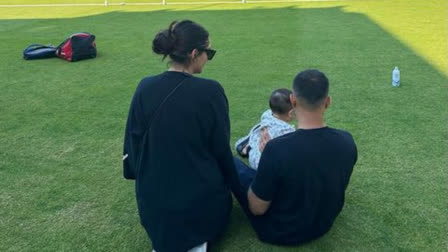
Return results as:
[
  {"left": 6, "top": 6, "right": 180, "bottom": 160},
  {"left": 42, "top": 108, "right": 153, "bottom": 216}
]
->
[{"left": 146, "top": 75, "right": 190, "bottom": 132}]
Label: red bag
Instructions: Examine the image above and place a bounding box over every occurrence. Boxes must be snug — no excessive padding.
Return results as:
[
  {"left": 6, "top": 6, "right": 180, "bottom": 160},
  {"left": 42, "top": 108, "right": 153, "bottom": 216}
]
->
[{"left": 56, "top": 32, "right": 97, "bottom": 62}]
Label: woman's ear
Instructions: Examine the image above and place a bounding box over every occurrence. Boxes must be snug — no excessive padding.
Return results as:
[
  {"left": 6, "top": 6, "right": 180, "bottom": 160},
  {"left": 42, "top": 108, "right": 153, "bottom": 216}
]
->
[{"left": 190, "top": 48, "right": 199, "bottom": 59}]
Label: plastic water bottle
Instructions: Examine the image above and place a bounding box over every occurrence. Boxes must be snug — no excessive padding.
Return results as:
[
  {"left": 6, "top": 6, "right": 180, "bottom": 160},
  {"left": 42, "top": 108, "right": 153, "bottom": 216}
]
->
[{"left": 392, "top": 66, "right": 400, "bottom": 87}]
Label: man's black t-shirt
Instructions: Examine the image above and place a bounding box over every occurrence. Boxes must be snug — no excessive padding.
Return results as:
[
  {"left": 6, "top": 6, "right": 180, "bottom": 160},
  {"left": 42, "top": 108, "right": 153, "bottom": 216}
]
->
[{"left": 251, "top": 127, "right": 357, "bottom": 245}]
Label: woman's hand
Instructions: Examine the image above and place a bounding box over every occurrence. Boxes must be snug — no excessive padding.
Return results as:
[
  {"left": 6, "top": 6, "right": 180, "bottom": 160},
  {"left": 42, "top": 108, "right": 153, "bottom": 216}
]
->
[{"left": 258, "top": 127, "right": 271, "bottom": 152}]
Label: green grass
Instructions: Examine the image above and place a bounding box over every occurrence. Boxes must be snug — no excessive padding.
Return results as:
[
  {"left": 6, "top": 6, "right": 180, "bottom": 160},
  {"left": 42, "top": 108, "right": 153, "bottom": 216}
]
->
[{"left": 0, "top": 0, "right": 447, "bottom": 251}]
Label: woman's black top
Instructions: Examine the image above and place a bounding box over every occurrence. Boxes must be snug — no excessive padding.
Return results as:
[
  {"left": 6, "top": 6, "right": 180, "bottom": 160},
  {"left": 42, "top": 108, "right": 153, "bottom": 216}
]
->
[{"left": 123, "top": 71, "right": 240, "bottom": 252}]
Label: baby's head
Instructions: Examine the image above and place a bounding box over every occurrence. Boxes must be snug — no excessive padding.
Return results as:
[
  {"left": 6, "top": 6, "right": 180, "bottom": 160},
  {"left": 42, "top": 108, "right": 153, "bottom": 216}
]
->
[{"left": 269, "top": 88, "right": 295, "bottom": 122}]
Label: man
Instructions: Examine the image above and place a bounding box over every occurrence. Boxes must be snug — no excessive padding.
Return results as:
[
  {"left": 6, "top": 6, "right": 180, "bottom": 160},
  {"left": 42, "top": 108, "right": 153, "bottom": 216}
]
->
[{"left": 234, "top": 69, "right": 358, "bottom": 245}]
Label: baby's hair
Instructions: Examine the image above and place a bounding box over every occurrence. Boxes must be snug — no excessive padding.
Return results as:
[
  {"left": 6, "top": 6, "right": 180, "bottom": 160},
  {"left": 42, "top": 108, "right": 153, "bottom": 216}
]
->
[{"left": 269, "top": 88, "right": 293, "bottom": 115}]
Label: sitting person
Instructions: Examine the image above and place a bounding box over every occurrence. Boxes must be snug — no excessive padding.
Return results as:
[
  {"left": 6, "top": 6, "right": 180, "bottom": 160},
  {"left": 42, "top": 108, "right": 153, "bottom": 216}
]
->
[
  {"left": 233, "top": 69, "right": 358, "bottom": 245},
  {"left": 235, "top": 88, "right": 295, "bottom": 170}
]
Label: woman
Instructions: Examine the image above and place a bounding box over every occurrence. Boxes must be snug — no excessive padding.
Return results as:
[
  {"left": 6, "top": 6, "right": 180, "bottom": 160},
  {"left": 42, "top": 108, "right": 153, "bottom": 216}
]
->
[{"left": 123, "top": 20, "right": 241, "bottom": 252}]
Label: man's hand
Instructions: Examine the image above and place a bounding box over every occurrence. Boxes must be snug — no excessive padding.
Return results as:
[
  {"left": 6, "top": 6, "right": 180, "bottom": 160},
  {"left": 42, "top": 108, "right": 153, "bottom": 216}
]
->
[
  {"left": 258, "top": 127, "right": 271, "bottom": 152},
  {"left": 248, "top": 187, "right": 271, "bottom": 216}
]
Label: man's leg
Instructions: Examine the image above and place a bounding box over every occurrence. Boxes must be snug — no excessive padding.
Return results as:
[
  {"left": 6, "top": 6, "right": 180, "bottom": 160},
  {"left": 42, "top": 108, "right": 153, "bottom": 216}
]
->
[
  {"left": 232, "top": 156, "right": 258, "bottom": 216},
  {"left": 233, "top": 157, "right": 256, "bottom": 193},
  {"left": 232, "top": 157, "right": 269, "bottom": 240}
]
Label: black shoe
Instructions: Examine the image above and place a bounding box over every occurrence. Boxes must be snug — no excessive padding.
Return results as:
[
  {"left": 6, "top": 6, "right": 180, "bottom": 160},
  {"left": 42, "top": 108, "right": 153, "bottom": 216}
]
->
[{"left": 236, "top": 138, "right": 250, "bottom": 158}]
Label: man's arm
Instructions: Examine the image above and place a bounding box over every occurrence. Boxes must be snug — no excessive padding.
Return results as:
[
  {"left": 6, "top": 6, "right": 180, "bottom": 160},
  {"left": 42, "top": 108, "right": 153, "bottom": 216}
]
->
[
  {"left": 248, "top": 187, "right": 271, "bottom": 215},
  {"left": 249, "top": 141, "right": 278, "bottom": 216}
]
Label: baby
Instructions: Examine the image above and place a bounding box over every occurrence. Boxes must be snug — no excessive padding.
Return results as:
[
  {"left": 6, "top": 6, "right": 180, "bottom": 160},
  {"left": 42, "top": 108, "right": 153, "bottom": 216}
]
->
[{"left": 235, "top": 88, "right": 295, "bottom": 170}]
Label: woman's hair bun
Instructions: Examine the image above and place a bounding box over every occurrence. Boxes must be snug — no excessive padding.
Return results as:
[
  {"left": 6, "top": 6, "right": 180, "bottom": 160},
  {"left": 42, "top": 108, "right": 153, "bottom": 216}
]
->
[
  {"left": 152, "top": 20, "right": 209, "bottom": 64},
  {"left": 152, "top": 29, "right": 175, "bottom": 56}
]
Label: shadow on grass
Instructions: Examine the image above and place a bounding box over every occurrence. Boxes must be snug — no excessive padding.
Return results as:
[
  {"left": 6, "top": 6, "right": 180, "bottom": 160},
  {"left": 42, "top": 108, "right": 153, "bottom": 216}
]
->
[{"left": 0, "top": 5, "right": 446, "bottom": 252}]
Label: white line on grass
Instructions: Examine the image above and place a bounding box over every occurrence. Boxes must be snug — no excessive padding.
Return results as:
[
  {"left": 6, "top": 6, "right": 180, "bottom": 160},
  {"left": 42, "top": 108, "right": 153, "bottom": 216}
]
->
[{"left": 0, "top": 0, "right": 352, "bottom": 8}]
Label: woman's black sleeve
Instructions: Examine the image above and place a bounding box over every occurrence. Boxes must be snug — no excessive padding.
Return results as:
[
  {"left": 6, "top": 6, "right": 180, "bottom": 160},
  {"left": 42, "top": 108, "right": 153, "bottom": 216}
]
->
[
  {"left": 209, "top": 86, "right": 243, "bottom": 199},
  {"left": 123, "top": 88, "right": 146, "bottom": 180}
]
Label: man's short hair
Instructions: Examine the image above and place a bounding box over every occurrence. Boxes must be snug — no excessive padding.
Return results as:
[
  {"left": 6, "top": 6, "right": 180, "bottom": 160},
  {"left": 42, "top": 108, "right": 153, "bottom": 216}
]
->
[
  {"left": 269, "top": 88, "right": 293, "bottom": 115},
  {"left": 293, "top": 69, "right": 329, "bottom": 110}
]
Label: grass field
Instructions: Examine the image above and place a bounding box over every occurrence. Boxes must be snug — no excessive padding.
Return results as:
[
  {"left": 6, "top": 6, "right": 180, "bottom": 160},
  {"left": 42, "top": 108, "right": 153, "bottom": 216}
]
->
[{"left": 1, "top": 0, "right": 447, "bottom": 251}]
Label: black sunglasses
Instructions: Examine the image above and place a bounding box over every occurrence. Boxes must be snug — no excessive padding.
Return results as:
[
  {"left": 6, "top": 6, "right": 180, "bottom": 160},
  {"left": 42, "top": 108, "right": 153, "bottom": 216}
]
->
[{"left": 200, "top": 48, "right": 216, "bottom": 60}]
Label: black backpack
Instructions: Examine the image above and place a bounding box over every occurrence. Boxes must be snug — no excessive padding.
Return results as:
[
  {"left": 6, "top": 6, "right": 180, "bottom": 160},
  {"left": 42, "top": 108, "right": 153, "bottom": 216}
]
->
[
  {"left": 56, "top": 32, "right": 97, "bottom": 62},
  {"left": 23, "top": 33, "right": 96, "bottom": 62}
]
